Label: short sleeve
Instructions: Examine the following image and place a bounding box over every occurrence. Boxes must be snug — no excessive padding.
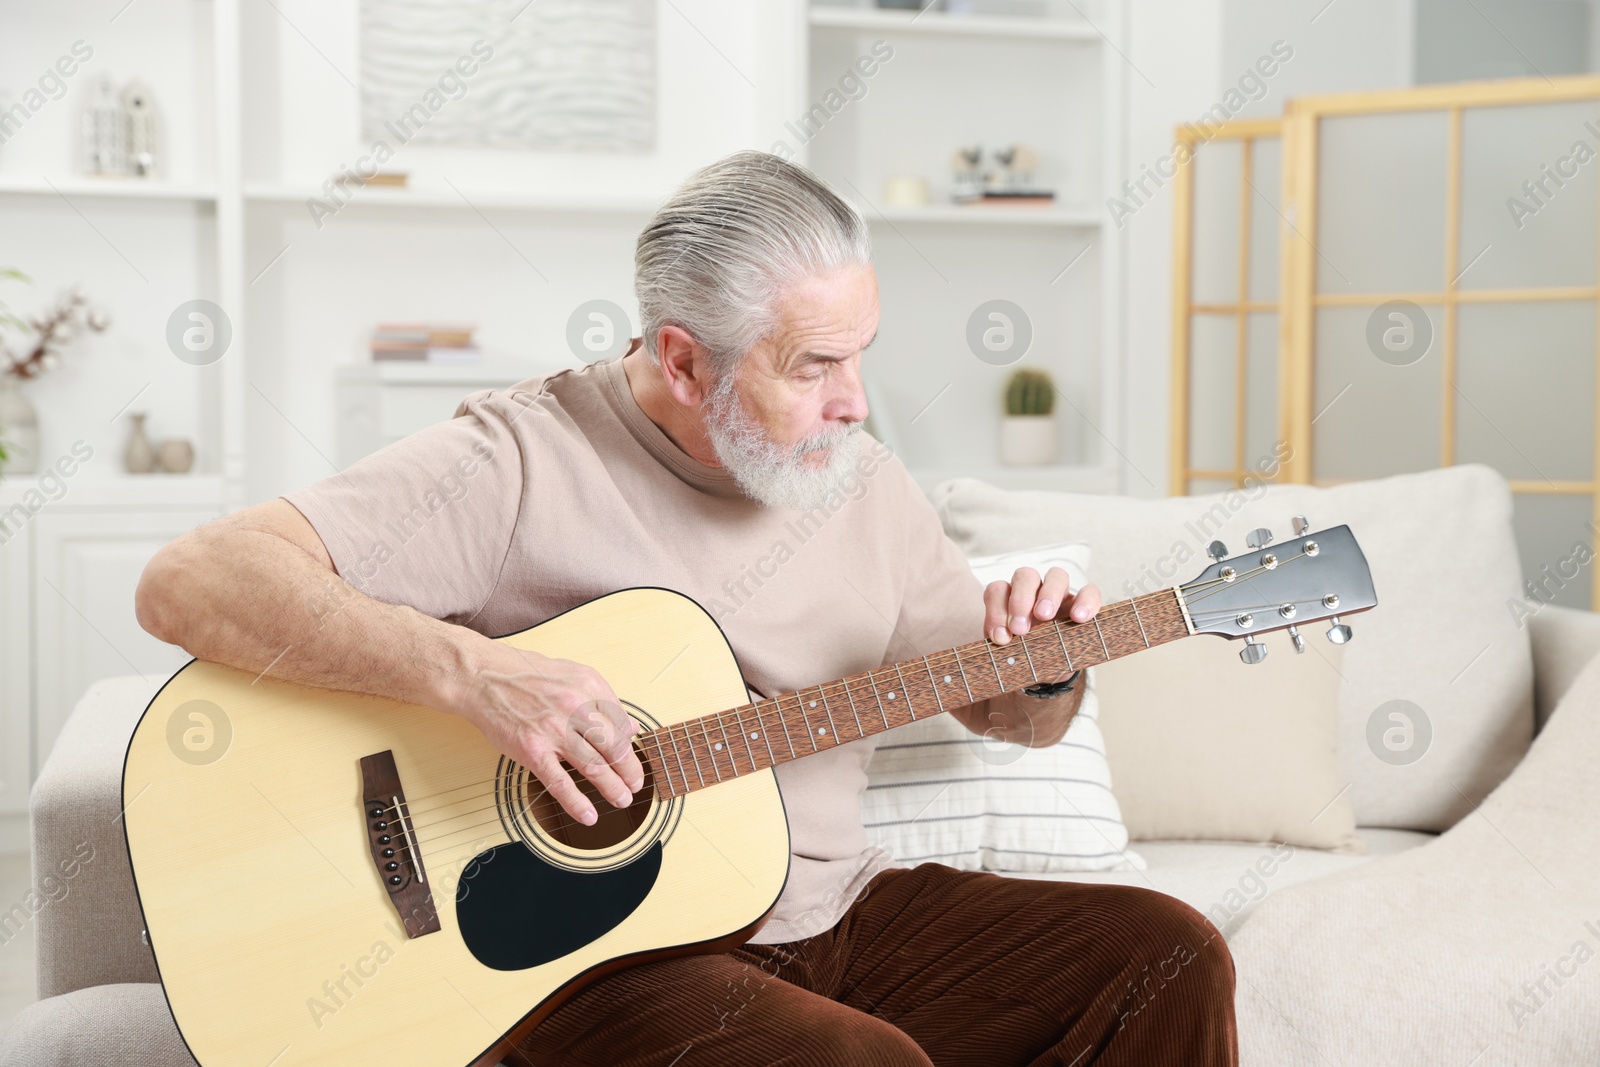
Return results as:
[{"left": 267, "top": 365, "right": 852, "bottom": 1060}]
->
[
  {"left": 282, "top": 390, "right": 530, "bottom": 628},
  {"left": 888, "top": 464, "right": 986, "bottom": 662}
]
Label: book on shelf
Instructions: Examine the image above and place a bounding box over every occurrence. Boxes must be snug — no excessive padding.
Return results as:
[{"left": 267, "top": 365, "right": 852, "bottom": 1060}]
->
[{"left": 370, "top": 323, "right": 479, "bottom": 363}]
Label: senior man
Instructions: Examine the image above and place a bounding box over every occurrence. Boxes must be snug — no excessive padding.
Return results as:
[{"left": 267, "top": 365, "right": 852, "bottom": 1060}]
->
[{"left": 137, "top": 151, "right": 1236, "bottom": 1066}]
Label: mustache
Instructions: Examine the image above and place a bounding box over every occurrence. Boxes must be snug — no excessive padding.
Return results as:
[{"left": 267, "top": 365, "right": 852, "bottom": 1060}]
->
[{"left": 792, "top": 421, "right": 862, "bottom": 457}]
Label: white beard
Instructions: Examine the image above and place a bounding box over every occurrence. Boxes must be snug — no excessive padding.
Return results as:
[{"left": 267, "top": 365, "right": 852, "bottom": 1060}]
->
[{"left": 703, "top": 375, "right": 867, "bottom": 512}]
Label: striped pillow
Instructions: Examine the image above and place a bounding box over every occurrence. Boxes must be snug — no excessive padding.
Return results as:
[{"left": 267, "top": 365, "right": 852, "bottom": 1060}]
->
[{"left": 862, "top": 542, "right": 1144, "bottom": 873}]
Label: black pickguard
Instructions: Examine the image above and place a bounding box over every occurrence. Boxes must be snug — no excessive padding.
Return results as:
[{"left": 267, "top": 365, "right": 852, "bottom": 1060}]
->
[{"left": 454, "top": 842, "right": 662, "bottom": 971}]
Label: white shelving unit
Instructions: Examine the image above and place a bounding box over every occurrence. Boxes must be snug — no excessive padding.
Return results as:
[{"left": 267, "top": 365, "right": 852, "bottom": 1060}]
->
[
  {"left": 803, "top": 0, "right": 1125, "bottom": 491},
  {"left": 0, "top": 0, "right": 1130, "bottom": 846}
]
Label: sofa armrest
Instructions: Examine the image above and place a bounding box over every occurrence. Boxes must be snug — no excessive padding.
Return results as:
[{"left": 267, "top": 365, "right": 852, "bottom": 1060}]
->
[
  {"left": 1527, "top": 602, "right": 1600, "bottom": 732},
  {"left": 29, "top": 676, "right": 162, "bottom": 998}
]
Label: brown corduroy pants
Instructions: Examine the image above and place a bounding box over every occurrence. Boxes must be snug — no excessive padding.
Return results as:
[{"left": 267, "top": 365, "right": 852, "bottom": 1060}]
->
[{"left": 507, "top": 862, "right": 1239, "bottom": 1067}]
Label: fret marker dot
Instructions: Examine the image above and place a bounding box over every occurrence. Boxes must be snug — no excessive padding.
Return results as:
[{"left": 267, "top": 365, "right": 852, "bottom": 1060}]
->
[
  {"left": 809, "top": 701, "right": 817, "bottom": 708},
  {"left": 888, "top": 691, "right": 896, "bottom": 699},
  {"left": 714, "top": 742, "right": 722, "bottom": 751},
  {"left": 943, "top": 675, "right": 951, "bottom": 683},
  {"left": 750, "top": 731, "right": 759, "bottom": 739},
  {"left": 817, "top": 727, "right": 827, "bottom": 735},
  {"left": 1007, "top": 657, "right": 1015, "bottom": 665}
]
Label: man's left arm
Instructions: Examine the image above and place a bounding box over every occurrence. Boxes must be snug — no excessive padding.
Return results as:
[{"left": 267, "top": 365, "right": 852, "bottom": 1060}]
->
[{"left": 949, "top": 568, "right": 1102, "bottom": 748}]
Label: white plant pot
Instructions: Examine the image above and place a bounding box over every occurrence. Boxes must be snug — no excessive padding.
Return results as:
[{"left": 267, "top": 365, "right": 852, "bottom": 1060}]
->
[{"left": 999, "top": 415, "right": 1058, "bottom": 467}]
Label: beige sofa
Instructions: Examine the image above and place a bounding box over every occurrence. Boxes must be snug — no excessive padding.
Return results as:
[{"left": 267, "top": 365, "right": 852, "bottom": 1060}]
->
[{"left": 4, "top": 464, "right": 1598, "bottom": 1065}]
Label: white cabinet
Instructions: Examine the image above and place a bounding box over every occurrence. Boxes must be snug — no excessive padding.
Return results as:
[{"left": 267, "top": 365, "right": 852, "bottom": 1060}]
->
[
  {"left": 0, "top": 522, "right": 32, "bottom": 831},
  {"left": 31, "top": 508, "right": 221, "bottom": 769},
  {"left": 0, "top": 478, "right": 224, "bottom": 847}
]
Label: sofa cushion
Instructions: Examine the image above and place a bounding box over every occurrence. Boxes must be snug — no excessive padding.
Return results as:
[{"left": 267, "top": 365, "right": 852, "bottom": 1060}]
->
[
  {"left": 1094, "top": 630, "right": 1361, "bottom": 852},
  {"left": 864, "top": 543, "right": 1143, "bottom": 873},
  {"left": 0, "top": 984, "right": 196, "bottom": 1067},
  {"left": 932, "top": 463, "right": 1533, "bottom": 832},
  {"left": 1226, "top": 632, "right": 1600, "bottom": 1067},
  {"left": 1004, "top": 827, "right": 1432, "bottom": 939},
  {"left": 30, "top": 676, "right": 163, "bottom": 999}
]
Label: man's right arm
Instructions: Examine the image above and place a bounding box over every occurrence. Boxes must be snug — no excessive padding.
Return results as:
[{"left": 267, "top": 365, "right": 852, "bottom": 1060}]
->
[{"left": 135, "top": 499, "right": 642, "bottom": 825}]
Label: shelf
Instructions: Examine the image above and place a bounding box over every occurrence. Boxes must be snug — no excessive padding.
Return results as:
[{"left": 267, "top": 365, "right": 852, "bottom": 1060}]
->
[
  {"left": 808, "top": 7, "right": 1100, "bottom": 41},
  {"left": 337, "top": 359, "right": 576, "bottom": 385},
  {"left": 0, "top": 175, "right": 218, "bottom": 202},
  {"left": 854, "top": 202, "right": 1100, "bottom": 227},
  {"left": 245, "top": 184, "right": 661, "bottom": 215},
  {"left": 0, "top": 474, "right": 228, "bottom": 509}
]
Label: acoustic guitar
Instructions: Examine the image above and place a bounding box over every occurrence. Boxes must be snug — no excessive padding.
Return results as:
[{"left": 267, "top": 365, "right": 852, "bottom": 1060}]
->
[{"left": 122, "top": 517, "right": 1375, "bottom": 1066}]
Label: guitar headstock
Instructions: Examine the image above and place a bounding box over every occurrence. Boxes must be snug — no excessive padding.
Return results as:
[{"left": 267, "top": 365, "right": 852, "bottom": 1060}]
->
[{"left": 1178, "top": 516, "right": 1377, "bottom": 663}]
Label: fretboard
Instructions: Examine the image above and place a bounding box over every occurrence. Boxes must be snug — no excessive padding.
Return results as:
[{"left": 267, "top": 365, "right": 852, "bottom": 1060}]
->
[{"left": 640, "top": 586, "right": 1193, "bottom": 798}]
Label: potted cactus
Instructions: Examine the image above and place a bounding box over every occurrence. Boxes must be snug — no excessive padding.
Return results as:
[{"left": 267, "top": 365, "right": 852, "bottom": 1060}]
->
[{"left": 1000, "top": 367, "right": 1059, "bottom": 466}]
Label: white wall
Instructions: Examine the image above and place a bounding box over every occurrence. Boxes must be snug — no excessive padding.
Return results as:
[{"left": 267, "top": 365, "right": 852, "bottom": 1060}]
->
[{"left": 1118, "top": 0, "right": 1415, "bottom": 497}]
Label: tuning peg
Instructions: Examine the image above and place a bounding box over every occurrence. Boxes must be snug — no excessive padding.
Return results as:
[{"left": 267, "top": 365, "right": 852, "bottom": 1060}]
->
[
  {"left": 1286, "top": 624, "right": 1305, "bottom": 653},
  {"left": 1206, "top": 540, "right": 1228, "bottom": 561},
  {"left": 1326, "top": 616, "right": 1352, "bottom": 644},
  {"left": 1239, "top": 634, "right": 1268, "bottom": 664},
  {"left": 1291, "top": 515, "right": 1310, "bottom": 536},
  {"left": 1245, "top": 527, "right": 1274, "bottom": 549}
]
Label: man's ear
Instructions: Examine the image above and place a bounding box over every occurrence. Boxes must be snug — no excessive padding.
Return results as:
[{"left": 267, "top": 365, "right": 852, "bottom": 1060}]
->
[{"left": 655, "top": 325, "right": 717, "bottom": 407}]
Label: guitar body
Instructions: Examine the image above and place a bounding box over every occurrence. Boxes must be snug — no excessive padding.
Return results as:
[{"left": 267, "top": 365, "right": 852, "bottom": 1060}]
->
[{"left": 122, "top": 588, "right": 791, "bottom": 1067}]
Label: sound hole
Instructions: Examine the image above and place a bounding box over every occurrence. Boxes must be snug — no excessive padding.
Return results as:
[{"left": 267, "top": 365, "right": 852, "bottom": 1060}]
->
[{"left": 526, "top": 739, "right": 655, "bottom": 851}]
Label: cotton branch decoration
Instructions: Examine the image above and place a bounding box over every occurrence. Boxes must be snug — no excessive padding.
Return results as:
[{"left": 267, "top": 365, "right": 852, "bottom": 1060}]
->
[{"left": 2, "top": 284, "right": 111, "bottom": 381}]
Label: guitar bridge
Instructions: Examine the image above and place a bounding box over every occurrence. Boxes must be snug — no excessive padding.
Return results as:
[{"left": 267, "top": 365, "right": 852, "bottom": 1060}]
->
[{"left": 359, "top": 750, "right": 440, "bottom": 939}]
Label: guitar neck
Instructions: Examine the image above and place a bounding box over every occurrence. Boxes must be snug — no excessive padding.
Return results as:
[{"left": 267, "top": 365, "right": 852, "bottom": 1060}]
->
[{"left": 643, "top": 586, "right": 1194, "bottom": 798}]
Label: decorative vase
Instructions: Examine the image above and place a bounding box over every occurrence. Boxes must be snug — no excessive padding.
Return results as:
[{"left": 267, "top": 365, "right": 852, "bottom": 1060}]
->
[
  {"left": 124, "top": 413, "right": 158, "bottom": 474},
  {"left": 0, "top": 376, "right": 40, "bottom": 475},
  {"left": 157, "top": 438, "right": 194, "bottom": 474},
  {"left": 999, "top": 415, "right": 1059, "bottom": 467}
]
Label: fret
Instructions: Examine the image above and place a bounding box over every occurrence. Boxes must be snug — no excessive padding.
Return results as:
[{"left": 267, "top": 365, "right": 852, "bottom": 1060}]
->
[
  {"left": 794, "top": 694, "right": 820, "bottom": 751},
  {"left": 891, "top": 663, "right": 915, "bottom": 720},
  {"left": 773, "top": 697, "right": 798, "bottom": 759},
  {"left": 949, "top": 647, "right": 977, "bottom": 704},
  {"left": 645, "top": 733, "right": 675, "bottom": 796},
  {"left": 921, "top": 656, "right": 946, "bottom": 714},
  {"left": 750, "top": 703, "right": 778, "bottom": 768},
  {"left": 1017, "top": 629, "right": 1040, "bottom": 682},
  {"left": 1129, "top": 596, "right": 1151, "bottom": 648},
  {"left": 839, "top": 679, "right": 867, "bottom": 740},
  {"left": 715, "top": 712, "right": 739, "bottom": 775},
  {"left": 732, "top": 705, "right": 762, "bottom": 773},
  {"left": 1053, "top": 622, "right": 1074, "bottom": 670},
  {"left": 682, "top": 726, "right": 707, "bottom": 788},
  {"left": 813, "top": 689, "right": 841, "bottom": 745},
  {"left": 863, "top": 669, "right": 892, "bottom": 730},
  {"left": 825, "top": 683, "right": 863, "bottom": 741},
  {"left": 982, "top": 642, "right": 1006, "bottom": 690},
  {"left": 697, "top": 719, "right": 724, "bottom": 781},
  {"left": 1091, "top": 616, "right": 1111, "bottom": 661}
]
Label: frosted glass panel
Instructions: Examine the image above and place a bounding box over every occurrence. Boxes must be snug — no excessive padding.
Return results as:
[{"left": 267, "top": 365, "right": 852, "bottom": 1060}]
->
[
  {"left": 1318, "top": 112, "right": 1449, "bottom": 295},
  {"left": 1189, "top": 315, "right": 1237, "bottom": 470},
  {"left": 1244, "top": 312, "right": 1280, "bottom": 464},
  {"left": 1187, "top": 478, "right": 1235, "bottom": 496},
  {"left": 1460, "top": 101, "right": 1599, "bottom": 291},
  {"left": 1248, "top": 137, "right": 1282, "bottom": 304},
  {"left": 1312, "top": 305, "right": 1443, "bottom": 480},
  {"left": 1511, "top": 492, "right": 1593, "bottom": 610},
  {"left": 1192, "top": 141, "right": 1242, "bottom": 305},
  {"left": 1456, "top": 301, "right": 1595, "bottom": 481}
]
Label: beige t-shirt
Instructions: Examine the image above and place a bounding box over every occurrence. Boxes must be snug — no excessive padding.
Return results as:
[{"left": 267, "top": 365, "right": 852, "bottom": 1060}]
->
[{"left": 284, "top": 351, "right": 984, "bottom": 944}]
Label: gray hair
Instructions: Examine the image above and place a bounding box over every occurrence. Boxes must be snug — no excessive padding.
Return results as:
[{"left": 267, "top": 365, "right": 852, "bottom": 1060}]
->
[{"left": 634, "top": 151, "right": 871, "bottom": 379}]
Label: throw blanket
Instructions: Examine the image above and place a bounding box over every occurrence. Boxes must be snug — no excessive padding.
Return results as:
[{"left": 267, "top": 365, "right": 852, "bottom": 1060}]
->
[{"left": 1229, "top": 649, "right": 1600, "bottom": 1066}]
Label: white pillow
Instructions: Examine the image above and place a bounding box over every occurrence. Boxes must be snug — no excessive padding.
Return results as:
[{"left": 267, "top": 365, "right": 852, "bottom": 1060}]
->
[{"left": 862, "top": 542, "right": 1144, "bottom": 873}]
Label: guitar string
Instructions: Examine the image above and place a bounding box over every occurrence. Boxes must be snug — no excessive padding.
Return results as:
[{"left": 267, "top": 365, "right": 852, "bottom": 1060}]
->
[
  {"left": 381, "top": 599, "right": 1148, "bottom": 833},
  {"left": 403, "top": 570, "right": 1336, "bottom": 845},
  {"left": 403, "top": 571, "right": 1347, "bottom": 862}
]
